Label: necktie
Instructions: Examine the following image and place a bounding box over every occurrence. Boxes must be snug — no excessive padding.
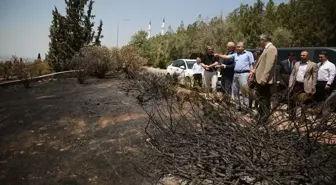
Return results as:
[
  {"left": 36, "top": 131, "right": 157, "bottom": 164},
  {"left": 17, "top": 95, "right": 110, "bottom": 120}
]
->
[{"left": 288, "top": 61, "right": 291, "bottom": 71}]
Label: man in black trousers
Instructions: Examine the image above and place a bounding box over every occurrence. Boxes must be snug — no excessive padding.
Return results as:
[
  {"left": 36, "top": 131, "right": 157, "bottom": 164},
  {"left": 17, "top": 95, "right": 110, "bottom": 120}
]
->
[{"left": 216, "top": 42, "right": 235, "bottom": 95}]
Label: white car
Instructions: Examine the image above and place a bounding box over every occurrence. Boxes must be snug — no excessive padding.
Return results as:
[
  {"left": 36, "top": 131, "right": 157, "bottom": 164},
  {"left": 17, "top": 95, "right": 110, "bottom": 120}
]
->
[
  {"left": 167, "top": 59, "right": 196, "bottom": 77},
  {"left": 166, "top": 59, "right": 196, "bottom": 87},
  {"left": 166, "top": 59, "right": 221, "bottom": 88}
]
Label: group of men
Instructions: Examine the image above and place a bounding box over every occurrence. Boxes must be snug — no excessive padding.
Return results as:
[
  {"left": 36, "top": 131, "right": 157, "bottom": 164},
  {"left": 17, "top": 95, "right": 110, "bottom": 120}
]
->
[{"left": 191, "top": 34, "right": 336, "bottom": 121}]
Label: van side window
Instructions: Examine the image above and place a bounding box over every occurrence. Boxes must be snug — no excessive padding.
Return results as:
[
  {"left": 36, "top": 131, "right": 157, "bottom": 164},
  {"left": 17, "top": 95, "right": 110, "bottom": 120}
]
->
[
  {"left": 313, "top": 49, "right": 336, "bottom": 65},
  {"left": 277, "top": 50, "right": 301, "bottom": 63},
  {"left": 277, "top": 51, "right": 288, "bottom": 63}
]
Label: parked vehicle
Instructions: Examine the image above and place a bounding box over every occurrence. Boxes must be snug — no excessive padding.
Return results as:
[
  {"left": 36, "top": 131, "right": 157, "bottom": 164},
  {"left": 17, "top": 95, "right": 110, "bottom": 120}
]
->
[
  {"left": 166, "top": 59, "right": 196, "bottom": 87},
  {"left": 167, "top": 59, "right": 222, "bottom": 88}
]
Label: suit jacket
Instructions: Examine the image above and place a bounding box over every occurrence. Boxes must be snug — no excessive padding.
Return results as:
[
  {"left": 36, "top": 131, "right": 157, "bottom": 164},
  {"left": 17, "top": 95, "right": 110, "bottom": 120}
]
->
[
  {"left": 220, "top": 51, "right": 235, "bottom": 78},
  {"left": 289, "top": 60, "right": 317, "bottom": 94},
  {"left": 278, "top": 59, "right": 295, "bottom": 86},
  {"left": 255, "top": 43, "right": 278, "bottom": 84}
]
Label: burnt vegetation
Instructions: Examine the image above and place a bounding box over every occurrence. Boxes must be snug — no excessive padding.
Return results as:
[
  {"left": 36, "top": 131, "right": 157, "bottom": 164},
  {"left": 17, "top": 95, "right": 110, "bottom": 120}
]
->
[{"left": 124, "top": 72, "right": 336, "bottom": 185}]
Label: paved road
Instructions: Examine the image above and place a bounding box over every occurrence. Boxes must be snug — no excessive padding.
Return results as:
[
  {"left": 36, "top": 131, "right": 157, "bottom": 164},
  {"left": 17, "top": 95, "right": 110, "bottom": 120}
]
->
[{"left": 143, "top": 67, "right": 166, "bottom": 74}]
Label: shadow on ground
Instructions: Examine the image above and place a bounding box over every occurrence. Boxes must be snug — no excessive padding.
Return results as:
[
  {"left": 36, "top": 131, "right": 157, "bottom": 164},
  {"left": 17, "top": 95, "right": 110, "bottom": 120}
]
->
[{"left": 0, "top": 77, "right": 150, "bottom": 185}]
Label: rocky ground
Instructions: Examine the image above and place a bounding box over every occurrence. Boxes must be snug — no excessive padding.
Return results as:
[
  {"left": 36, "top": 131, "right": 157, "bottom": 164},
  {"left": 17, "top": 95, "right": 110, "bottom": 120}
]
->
[{"left": 0, "top": 77, "right": 152, "bottom": 185}]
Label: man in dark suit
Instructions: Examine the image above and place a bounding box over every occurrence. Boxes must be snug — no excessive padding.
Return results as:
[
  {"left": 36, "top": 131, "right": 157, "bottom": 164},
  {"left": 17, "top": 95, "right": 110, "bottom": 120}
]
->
[
  {"left": 278, "top": 52, "right": 296, "bottom": 89},
  {"left": 216, "top": 42, "right": 235, "bottom": 94}
]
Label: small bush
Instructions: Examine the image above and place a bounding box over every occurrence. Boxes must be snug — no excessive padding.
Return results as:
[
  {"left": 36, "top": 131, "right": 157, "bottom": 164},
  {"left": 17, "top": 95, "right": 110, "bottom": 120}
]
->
[
  {"left": 31, "top": 60, "right": 53, "bottom": 77},
  {"left": 119, "top": 45, "right": 147, "bottom": 78},
  {"left": 72, "top": 51, "right": 92, "bottom": 84},
  {"left": 110, "top": 47, "right": 121, "bottom": 70},
  {"left": 88, "top": 46, "right": 114, "bottom": 78},
  {"left": 72, "top": 45, "right": 115, "bottom": 83},
  {"left": 11, "top": 56, "right": 33, "bottom": 88},
  {"left": 0, "top": 60, "right": 14, "bottom": 80}
]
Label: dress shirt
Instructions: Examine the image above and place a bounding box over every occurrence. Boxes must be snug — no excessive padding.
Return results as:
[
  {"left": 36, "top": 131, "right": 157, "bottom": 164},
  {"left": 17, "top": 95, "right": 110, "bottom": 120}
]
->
[
  {"left": 296, "top": 62, "right": 308, "bottom": 82},
  {"left": 317, "top": 60, "right": 336, "bottom": 85},
  {"left": 228, "top": 50, "right": 254, "bottom": 73},
  {"left": 192, "top": 63, "right": 204, "bottom": 74}
]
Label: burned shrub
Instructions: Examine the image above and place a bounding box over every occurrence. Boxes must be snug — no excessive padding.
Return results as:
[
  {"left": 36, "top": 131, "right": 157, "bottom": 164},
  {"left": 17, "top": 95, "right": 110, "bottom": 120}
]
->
[
  {"left": 72, "top": 45, "right": 115, "bottom": 83},
  {"left": 125, "top": 72, "right": 336, "bottom": 185}
]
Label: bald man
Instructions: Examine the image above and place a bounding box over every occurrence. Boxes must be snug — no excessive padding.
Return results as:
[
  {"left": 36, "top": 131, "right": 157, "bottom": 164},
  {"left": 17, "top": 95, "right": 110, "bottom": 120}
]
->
[
  {"left": 288, "top": 50, "right": 317, "bottom": 120},
  {"left": 216, "top": 42, "right": 235, "bottom": 94}
]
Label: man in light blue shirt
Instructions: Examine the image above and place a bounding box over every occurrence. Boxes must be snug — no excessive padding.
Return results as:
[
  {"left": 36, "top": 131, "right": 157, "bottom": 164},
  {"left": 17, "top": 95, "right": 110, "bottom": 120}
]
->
[{"left": 215, "top": 42, "right": 255, "bottom": 111}]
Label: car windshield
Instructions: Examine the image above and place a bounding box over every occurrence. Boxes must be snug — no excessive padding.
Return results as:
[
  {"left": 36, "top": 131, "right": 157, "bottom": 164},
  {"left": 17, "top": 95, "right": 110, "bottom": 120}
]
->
[{"left": 186, "top": 60, "right": 196, "bottom": 69}]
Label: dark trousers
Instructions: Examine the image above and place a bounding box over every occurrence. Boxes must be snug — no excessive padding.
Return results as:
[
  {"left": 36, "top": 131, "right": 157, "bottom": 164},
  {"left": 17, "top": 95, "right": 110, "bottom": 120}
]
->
[
  {"left": 220, "top": 75, "right": 233, "bottom": 94},
  {"left": 193, "top": 74, "right": 202, "bottom": 87},
  {"left": 276, "top": 84, "right": 289, "bottom": 103},
  {"left": 315, "top": 81, "right": 331, "bottom": 102},
  {"left": 255, "top": 84, "right": 272, "bottom": 121},
  {"left": 288, "top": 82, "right": 313, "bottom": 120},
  {"left": 249, "top": 89, "right": 258, "bottom": 109}
]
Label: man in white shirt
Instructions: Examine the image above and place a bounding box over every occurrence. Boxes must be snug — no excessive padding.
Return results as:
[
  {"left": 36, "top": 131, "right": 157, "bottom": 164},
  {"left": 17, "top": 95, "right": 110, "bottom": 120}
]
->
[
  {"left": 192, "top": 57, "right": 204, "bottom": 87},
  {"left": 316, "top": 51, "right": 336, "bottom": 102}
]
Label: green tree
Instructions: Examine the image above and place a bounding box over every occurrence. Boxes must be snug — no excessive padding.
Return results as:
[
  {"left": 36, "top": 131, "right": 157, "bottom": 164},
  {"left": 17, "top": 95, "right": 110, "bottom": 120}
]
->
[
  {"left": 166, "top": 25, "right": 174, "bottom": 35},
  {"left": 272, "top": 27, "right": 293, "bottom": 47},
  {"left": 177, "top": 21, "right": 185, "bottom": 33},
  {"left": 129, "top": 30, "right": 149, "bottom": 59},
  {"left": 46, "top": 0, "right": 103, "bottom": 71},
  {"left": 131, "top": 0, "right": 336, "bottom": 69}
]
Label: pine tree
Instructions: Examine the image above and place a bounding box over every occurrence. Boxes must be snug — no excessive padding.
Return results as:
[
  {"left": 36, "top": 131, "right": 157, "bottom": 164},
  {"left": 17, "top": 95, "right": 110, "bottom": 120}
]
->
[
  {"left": 84, "top": 0, "right": 95, "bottom": 44},
  {"left": 46, "top": 0, "right": 103, "bottom": 71},
  {"left": 46, "top": 7, "right": 68, "bottom": 72},
  {"left": 166, "top": 25, "right": 174, "bottom": 35},
  {"left": 177, "top": 21, "right": 185, "bottom": 33},
  {"left": 37, "top": 53, "right": 41, "bottom": 60},
  {"left": 94, "top": 20, "right": 103, "bottom": 46}
]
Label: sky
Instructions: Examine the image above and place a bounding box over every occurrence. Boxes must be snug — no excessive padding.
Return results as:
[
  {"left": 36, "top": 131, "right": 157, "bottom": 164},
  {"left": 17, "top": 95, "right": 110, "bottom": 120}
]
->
[{"left": 0, "top": 0, "right": 287, "bottom": 59}]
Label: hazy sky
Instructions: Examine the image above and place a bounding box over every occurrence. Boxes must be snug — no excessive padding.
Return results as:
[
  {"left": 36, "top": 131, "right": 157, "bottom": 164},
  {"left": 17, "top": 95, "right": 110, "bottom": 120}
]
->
[{"left": 0, "top": 0, "right": 287, "bottom": 59}]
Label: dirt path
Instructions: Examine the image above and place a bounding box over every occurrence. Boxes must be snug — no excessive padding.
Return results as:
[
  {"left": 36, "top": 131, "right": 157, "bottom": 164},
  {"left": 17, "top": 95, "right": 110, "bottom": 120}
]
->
[{"left": 0, "top": 77, "right": 150, "bottom": 185}]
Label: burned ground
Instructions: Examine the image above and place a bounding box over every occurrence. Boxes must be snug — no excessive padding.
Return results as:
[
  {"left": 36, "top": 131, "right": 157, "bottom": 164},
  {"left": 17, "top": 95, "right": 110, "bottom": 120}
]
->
[{"left": 0, "top": 77, "right": 151, "bottom": 185}]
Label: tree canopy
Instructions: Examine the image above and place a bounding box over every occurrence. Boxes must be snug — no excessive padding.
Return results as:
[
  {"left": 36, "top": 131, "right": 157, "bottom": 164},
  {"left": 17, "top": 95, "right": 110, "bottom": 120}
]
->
[
  {"left": 46, "top": 0, "right": 103, "bottom": 72},
  {"left": 129, "top": 0, "right": 336, "bottom": 68}
]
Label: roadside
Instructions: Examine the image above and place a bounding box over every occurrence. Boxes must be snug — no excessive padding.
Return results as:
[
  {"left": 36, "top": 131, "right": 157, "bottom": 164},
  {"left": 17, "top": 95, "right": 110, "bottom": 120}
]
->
[
  {"left": 143, "top": 66, "right": 166, "bottom": 75},
  {"left": 0, "top": 77, "right": 151, "bottom": 185}
]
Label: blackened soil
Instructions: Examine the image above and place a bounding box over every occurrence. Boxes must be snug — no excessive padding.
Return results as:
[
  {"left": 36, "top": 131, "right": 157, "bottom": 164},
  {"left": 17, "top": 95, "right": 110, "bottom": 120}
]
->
[{"left": 0, "top": 77, "right": 150, "bottom": 185}]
